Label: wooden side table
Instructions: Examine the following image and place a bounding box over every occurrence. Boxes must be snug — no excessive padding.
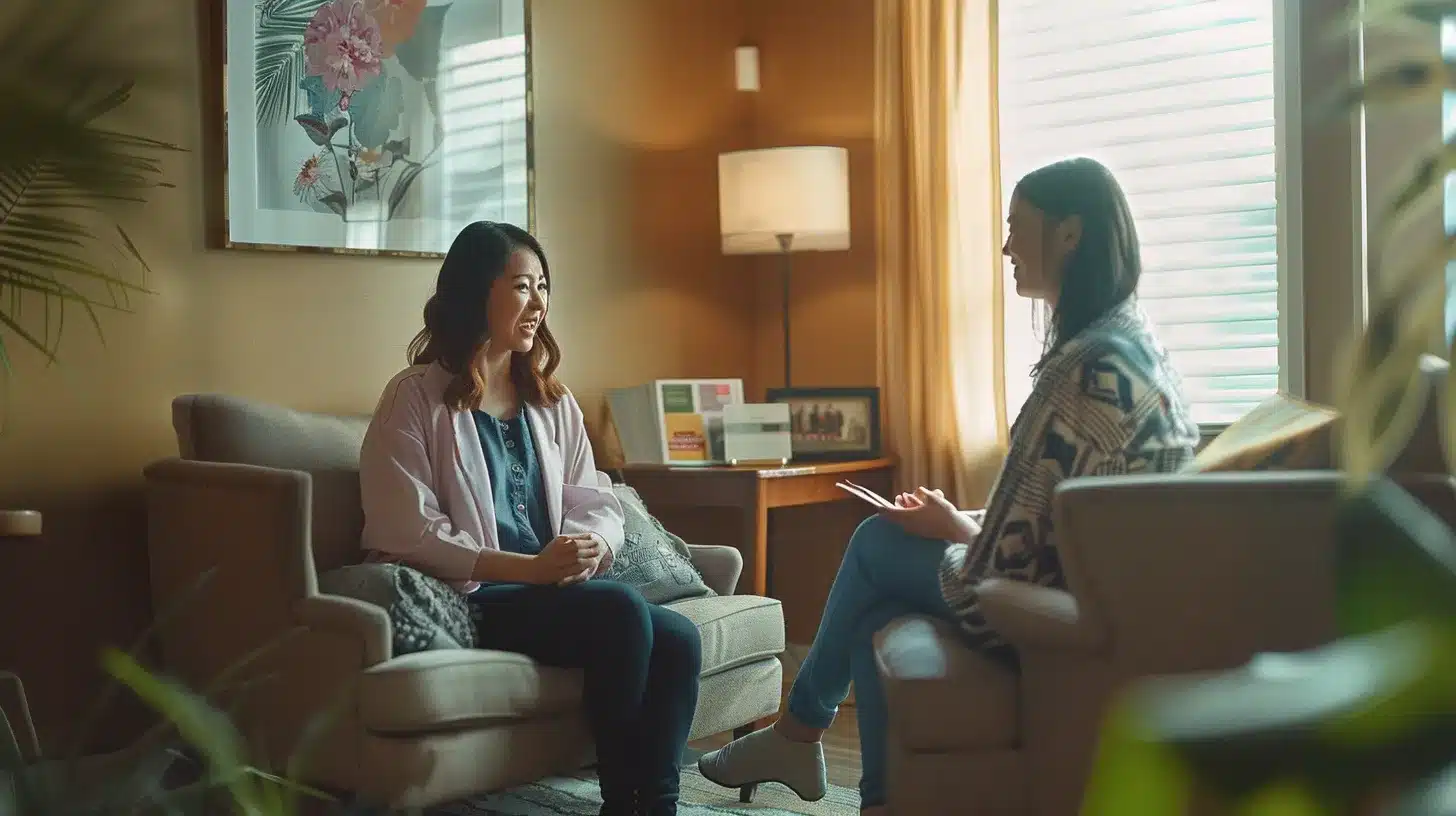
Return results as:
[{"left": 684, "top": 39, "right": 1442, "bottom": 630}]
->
[{"left": 620, "top": 458, "right": 896, "bottom": 596}]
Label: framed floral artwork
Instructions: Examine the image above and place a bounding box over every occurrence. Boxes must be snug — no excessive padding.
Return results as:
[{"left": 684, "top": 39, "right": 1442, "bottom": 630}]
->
[{"left": 204, "top": 0, "right": 534, "bottom": 257}]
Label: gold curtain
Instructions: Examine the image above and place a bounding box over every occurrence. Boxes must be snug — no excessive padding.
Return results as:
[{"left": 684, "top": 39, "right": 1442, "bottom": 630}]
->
[{"left": 874, "top": 0, "right": 1007, "bottom": 508}]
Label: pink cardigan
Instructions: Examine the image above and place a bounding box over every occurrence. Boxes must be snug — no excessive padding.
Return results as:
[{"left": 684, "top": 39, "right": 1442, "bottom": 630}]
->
[{"left": 358, "top": 362, "right": 624, "bottom": 592}]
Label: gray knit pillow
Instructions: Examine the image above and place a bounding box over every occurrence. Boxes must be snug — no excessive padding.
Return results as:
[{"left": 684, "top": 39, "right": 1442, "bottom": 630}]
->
[
  {"left": 318, "top": 563, "right": 476, "bottom": 656},
  {"left": 601, "top": 484, "right": 715, "bottom": 605}
]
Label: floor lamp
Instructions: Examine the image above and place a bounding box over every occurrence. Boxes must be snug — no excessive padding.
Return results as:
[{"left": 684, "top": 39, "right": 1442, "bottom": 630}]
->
[{"left": 718, "top": 146, "right": 852, "bottom": 388}]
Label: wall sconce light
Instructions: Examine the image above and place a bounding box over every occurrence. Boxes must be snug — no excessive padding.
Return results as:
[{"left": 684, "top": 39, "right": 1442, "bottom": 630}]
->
[{"left": 735, "top": 45, "right": 760, "bottom": 92}]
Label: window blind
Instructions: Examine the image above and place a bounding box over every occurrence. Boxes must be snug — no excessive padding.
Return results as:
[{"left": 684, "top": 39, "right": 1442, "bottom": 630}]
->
[{"left": 997, "top": 0, "right": 1281, "bottom": 426}]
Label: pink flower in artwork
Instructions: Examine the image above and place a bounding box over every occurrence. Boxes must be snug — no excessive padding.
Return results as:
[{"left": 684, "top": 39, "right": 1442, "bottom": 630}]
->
[
  {"left": 304, "top": 0, "right": 383, "bottom": 97},
  {"left": 294, "top": 155, "right": 326, "bottom": 199}
]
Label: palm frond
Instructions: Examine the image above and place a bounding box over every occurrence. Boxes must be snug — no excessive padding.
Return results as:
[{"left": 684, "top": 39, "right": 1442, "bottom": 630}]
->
[
  {"left": 1336, "top": 221, "right": 1456, "bottom": 482},
  {"left": 1334, "top": 0, "right": 1456, "bottom": 41},
  {"left": 260, "top": 0, "right": 331, "bottom": 27},
  {"left": 1339, "top": 286, "right": 1445, "bottom": 484},
  {"left": 254, "top": 0, "right": 329, "bottom": 128},
  {"left": 102, "top": 650, "right": 264, "bottom": 813},
  {"left": 1332, "top": 2, "right": 1456, "bottom": 483},
  {"left": 1323, "top": 59, "right": 1456, "bottom": 122},
  {"left": 0, "top": 0, "right": 183, "bottom": 388},
  {"left": 1377, "top": 138, "right": 1456, "bottom": 243}
]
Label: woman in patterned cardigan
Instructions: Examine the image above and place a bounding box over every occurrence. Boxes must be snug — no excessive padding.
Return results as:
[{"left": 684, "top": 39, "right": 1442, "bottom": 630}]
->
[{"left": 698, "top": 158, "right": 1200, "bottom": 814}]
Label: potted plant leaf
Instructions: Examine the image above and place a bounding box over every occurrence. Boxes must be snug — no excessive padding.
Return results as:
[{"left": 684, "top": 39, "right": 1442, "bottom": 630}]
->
[
  {"left": 0, "top": 0, "right": 184, "bottom": 788},
  {"left": 0, "top": 4, "right": 337, "bottom": 810},
  {"left": 1, "top": 569, "right": 353, "bottom": 816}
]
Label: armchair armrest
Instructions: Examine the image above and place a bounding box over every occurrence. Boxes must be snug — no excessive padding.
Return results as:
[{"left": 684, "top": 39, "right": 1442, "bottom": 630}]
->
[
  {"left": 144, "top": 458, "right": 318, "bottom": 684},
  {"left": 688, "top": 544, "right": 743, "bottom": 596},
  {"left": 145, "top": 457, "right": 314, "bottom": 598},
  {"left": 295, "top": 594, "right": 391, "bottom": 666},
  {"left": 978, "top": 579, "right": 1104, "bottom": 653}
]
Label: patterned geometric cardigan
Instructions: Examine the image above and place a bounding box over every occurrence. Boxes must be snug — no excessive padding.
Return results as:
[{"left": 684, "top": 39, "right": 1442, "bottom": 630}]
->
[{"left": 939, "top": 297, "right": 1199, "bottom": 652}]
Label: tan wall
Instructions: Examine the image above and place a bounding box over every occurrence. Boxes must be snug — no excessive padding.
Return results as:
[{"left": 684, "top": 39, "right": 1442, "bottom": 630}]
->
[
  {"left": 744, "top": 0, "right": 879, "bottom": 396},
  {"left": 0, "top": 0, "right": 755, "bottom": 750}
]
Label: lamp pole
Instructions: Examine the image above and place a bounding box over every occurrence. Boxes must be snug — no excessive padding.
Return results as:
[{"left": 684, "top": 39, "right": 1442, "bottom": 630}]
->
[{"left": 777, "top": 232, "right": 794, "bottom": 388}]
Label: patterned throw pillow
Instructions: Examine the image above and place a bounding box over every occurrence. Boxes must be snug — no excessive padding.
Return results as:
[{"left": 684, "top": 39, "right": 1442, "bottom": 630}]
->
[
  {"left": 601, "top": 484, "right": 716, "bottom": 605},
  {"left": 1184, "top": 393, "right": 1339, "bottom": 472},
  {"left": 318, "top": 563, "right": 476, "bottom": 656}
]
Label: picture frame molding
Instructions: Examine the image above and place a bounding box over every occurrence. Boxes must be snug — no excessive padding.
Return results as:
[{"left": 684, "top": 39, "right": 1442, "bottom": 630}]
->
[{"left": 200, "top": 0, "right": 537, "bottom": 259}]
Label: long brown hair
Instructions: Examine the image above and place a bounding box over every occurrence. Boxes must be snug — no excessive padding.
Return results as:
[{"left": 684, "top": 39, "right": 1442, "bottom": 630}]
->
[
  {"left": 1014, "top": 157, "right": 1141, "bottom": 376},
  {"left": 407, "top": 221, "right": 566, "bottom": 411}
]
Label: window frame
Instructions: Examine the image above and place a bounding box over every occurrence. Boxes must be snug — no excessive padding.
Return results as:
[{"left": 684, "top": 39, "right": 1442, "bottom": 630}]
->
[{"left": 1274, "top": 0, "right": 1307, "bottom": 407}]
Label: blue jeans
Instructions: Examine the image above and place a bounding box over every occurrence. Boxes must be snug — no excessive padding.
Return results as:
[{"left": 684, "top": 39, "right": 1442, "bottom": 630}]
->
[
  {"left": 471, "top": 581, "right": 701, "bottom": 814},
  {"left": 785, "top": 515, "right": 968, "bottom": 808}
]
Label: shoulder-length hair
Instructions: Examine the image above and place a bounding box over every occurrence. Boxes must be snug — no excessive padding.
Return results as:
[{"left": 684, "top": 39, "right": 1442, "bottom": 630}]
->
[
  {"left": 1014, "top": 157, "right": 1141, "bottom": 375},
  {"left": 406, "top": 221, "right": 567, "bottom": 411}
]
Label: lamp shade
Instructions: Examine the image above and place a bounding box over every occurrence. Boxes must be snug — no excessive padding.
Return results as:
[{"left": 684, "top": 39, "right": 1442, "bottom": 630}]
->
[{"left": 718, "top": 146, "right": 851, "bottom": 255}]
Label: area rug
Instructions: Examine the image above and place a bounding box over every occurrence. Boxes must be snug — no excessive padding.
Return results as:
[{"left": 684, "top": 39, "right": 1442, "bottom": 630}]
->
[{"left": 431, "top": 765, "right": 861, "bottom": 816}]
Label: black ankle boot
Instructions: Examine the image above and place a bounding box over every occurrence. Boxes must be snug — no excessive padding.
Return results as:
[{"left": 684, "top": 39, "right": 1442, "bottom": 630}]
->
[
  {"left": 598, "top": 791, "right": 638, "bottom": 816},
  {"left": 636, "top": 791, "right": 677, "bottom": 816}
]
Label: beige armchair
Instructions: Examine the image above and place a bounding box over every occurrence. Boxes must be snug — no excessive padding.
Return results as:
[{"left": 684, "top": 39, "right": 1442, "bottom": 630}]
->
[
  {"left": 874, "top": 358, "right": 1455, "bottom": 815},
  {"left": 876, "top": 472, "right": 1456, "bottom": 816},
  {"left": 144, "top": 394, "right": 786, "bottom": 809}
]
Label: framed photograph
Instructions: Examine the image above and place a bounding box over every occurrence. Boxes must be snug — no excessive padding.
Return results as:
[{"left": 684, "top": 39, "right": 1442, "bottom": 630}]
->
[
  {"left": 766, "top": 387, "right": 882, "bottom": 462},
  {"left": 205, "top": 0, "right": 534, "bottom": 257}
]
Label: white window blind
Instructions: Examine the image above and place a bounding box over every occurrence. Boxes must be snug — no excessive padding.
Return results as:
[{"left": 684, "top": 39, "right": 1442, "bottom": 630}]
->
[{"left": 997, "top": 0, "right": 1282, "bottom": 426}]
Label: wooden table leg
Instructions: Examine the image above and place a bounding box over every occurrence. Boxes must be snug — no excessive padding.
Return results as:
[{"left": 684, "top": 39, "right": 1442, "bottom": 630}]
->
[{"left": 745, "top": 482, "right": 769, "bottom": 596}]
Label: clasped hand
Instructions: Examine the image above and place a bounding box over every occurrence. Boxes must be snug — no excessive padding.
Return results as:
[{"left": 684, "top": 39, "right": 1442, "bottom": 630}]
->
[
  {"left": 877, "top": 486, "right": 971, "bottom": 542},
  {"left": 531, "top": 533, "right": 602, "bottom": 586}
]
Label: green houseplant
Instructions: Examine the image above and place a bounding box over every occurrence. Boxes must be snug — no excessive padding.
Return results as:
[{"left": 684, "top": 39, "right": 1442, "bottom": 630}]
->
[
  {"left": 1, "top": 650, "right": 332, "bottom": 816},
  {"left": 1, "top": 572, "right": 346, "bottom": 816},
  {"left": 0, "top": 0, "right": 201, "bottom": 808},
  {"left": 1082, "top": 2, "right": 1456, "bottom": 814},
  {"left": 0, "top": 3, "right": 353, "bottom": 811},
  {"left": 0, "top": 0, "right": 181, "bottom": 387}
]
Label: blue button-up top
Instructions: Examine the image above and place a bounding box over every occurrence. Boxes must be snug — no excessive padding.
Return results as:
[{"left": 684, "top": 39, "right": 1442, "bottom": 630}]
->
[{"left": 471, "top": 408, "right": 554, "bottom": 555}]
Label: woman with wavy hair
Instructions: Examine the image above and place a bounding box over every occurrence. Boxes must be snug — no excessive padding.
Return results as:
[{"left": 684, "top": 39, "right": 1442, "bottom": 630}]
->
[{"left": 359, "top": 221, "right": 702, "bottom": 816}]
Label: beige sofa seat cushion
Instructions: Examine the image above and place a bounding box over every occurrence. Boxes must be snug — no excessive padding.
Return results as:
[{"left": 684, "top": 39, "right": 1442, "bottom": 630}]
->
[
  {"left": 875, "top": 616, "right": 1018, "bottom": 752},
  {"left": 664, "top": 594, "right": 784, "bottom": 677},
  {"left": 359, "top": 594, "right": 786, "bottom": 735},
  {"left": 361, "top": 649, "right": 583, "bottom": 735}
]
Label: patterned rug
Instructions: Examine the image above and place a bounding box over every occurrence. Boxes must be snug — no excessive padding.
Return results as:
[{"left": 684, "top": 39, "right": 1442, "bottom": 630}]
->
[{"left": 431, "top": 765, "right": 861, "bottom": 815}]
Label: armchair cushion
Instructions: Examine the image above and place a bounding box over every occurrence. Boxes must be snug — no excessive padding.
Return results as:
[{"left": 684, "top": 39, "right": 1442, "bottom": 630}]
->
[
  {"left": 357, "top": 593, "right": 785, "bottom": 735},
  {"left": 666, "top": 594, "right": 784, "bottom": 677},
  {"left": 978, "top": 578, "right": 1104, "bottom": 653},
  {"left": 874, "top": 616, "right": 1018, "bottom": 752},
  {"left": 361, "top": 648, "right": 583, "bottom": 734}
]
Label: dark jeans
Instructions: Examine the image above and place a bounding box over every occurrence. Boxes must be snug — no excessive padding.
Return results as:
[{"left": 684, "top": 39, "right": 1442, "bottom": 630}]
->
[{"left": 469, "top": 580, "right": 702, "bottom": 814}]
